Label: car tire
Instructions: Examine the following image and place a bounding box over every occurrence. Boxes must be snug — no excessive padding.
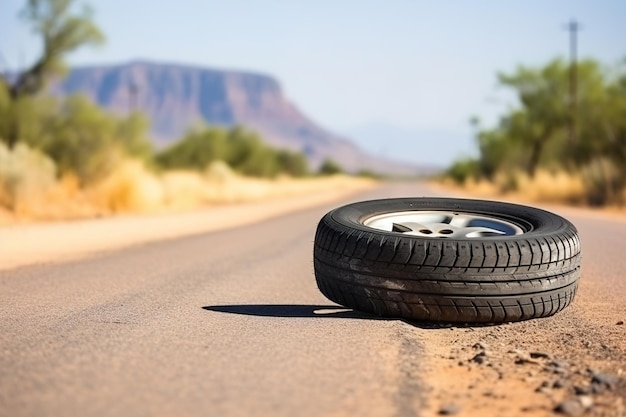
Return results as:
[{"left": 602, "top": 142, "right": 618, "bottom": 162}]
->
[{"left": 313, "top": 198, "right": 581, "bottom": 323}]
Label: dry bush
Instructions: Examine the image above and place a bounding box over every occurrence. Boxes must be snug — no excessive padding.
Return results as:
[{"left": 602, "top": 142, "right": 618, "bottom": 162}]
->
[
  {"left": 160, "top": 170, "right": 209, "bottom": 209},
  {"left": 0, "top": 151, "right": 374, "bottom": 222},
  {"left": 461, "top": 177, "right": 499, "bottom": 197},
  {"left": 512, "top": 169, "right": 586, "bottom": 204},
  {"left": 0, "top": 142, "right": 57, "bottom": 214},
  {"left": 91, "top": 160, "right": 164, "bottom": 213},
  {"left": 580, "top": 158, "right": 625, "bottom": 206}
]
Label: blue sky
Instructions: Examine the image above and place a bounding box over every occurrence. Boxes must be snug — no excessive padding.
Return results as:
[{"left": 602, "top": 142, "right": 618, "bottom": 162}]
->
[{"left": 1, "top": 1, "right": 625, "bottom": 165}]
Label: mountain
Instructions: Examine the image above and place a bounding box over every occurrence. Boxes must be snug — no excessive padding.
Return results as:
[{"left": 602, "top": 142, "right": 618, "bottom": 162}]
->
[{"left": 48, "top": 61, "right": 419, "bottom": 174}]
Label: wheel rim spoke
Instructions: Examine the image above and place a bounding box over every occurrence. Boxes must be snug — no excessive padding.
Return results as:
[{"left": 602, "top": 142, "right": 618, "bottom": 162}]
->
[
  {"left": 363, "top": 211, "right": 523, "bottom": 238},
  {"left": 455, "top": 227, "right": 506, "bottom": 238}
]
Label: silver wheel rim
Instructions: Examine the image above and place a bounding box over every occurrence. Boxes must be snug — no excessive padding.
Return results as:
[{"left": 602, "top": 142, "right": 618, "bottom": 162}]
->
[{"left": 362, "top": 211, "right": 524, "bottom": 238}]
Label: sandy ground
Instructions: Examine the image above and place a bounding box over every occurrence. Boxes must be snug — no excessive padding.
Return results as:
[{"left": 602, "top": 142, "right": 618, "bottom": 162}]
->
[{"left": 1, "top": 181, "right": 375, "bottom": 271}]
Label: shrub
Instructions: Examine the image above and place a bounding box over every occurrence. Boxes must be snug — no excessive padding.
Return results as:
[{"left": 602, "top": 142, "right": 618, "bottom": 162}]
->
[
  {"left": 157, "top": 125, "right": 310, "bottom": 178},
  {"left": 0, "top": 142, "right": 57, "bottom": 210},
  {"left": 318, "top": 159, "right": 343, "bottom": 176},
  {"left": 446, "top": 158, "right": 481, "bottom": 184}
]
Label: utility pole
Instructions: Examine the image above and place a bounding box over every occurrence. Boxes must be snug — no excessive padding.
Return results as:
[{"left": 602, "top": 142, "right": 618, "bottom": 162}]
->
[
  {"left": 128, "top": 82, "right": 138, "bottom": 114},
  {"left": 565, "top": 19, "right": 581, "bottom": 144}
]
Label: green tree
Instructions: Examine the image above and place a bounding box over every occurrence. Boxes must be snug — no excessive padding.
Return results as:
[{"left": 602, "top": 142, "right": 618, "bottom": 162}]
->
[
  {"left": 276, "top": 150, "right": 309, "bottom": 177},
  {"left": 318, "top": 159, "right": 343, "bottom": 176},
  {"left": 156, "top": 125, "right": 310, "bottom": 178},
  {"left": 43, "top": 95, "right": 151, "bottom": 184},
  {"left": 156, "top": 127, "right": 228, "bottom": 171},
  {"left": 0, "top": 0, "right": 104, "bottom": 147},
  {"left": 40, "top": 97, "right": 115, "bottom": 183},
  {"left": 450, "top": 57, "right": 626, "bottom": 205},
  {"left": 496, "top": 60, "right": 570, "bottom": 176}
]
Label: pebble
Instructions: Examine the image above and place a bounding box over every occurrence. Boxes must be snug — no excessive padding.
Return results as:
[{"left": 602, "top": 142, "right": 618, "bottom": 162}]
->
[
  {"left": 512, "top": 349, "right": 540, "bottom": 365},
  {"left": 591, "top": 383, "right": 605, "bottom": 394},
  {"left": 591, "top": 371, "right": 618, "bottom": 389},
  {"left": 547, "top": 360, "right": 569, "bottom": 375},
  {"left": 535, "top": 386, "right": 552, "bottom": 395},
  {"left": 550, "top": 360, "right": 569, "bottom": 369},
  {"left": 617, "top": 320, "right": 624, "bottom": 325},
  {"left": 553, "top": 379, "right": 566, "bottom": 389},
  {"left": 471, "top": 353, "right": 488, "bottom": 364},
  {"left": 438, "top": 403, "right": 461, "bottom": 415},
  {"left": 530, "top": 351, "right": 553, "bottom": 360},
  {"left": 574, "top": 385, "right": 591, "bottom": 395},
  {"left": 554, "top": 399, "right": 584, "bottom": 416},
  {"left": 578, "top": 395, "right": 593, "bottom": 409},
  {"left": 473, "top": 342, "right": 489, "bottom": 350}
]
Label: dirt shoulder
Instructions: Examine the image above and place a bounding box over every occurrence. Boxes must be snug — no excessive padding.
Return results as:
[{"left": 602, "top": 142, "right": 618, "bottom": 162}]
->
[
  {"left": 1, "top": 179, "right": 375, "bottom": 271},
  {"left": 421, "top": 306, "right": 625, "bottom": 416},
  {"left": 421, "top": 181, "right": 626, "bottom": 417}
]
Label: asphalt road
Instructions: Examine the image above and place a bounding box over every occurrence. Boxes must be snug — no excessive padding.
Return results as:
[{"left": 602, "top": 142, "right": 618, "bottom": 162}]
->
[{"left": 1, "top": 182, "right": 625, "bottom": 417}]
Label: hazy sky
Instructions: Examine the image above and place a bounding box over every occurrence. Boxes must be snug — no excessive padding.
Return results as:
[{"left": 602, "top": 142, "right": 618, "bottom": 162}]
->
[{"left": 1, "top": 1, "right": 625, "bottom": 165}]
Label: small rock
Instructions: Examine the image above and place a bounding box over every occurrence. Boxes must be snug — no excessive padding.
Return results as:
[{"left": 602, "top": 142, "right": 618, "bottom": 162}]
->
[
  {"left": 438, "top": 403, "right": 461, "bottom": 415},
  {"left": 535, "top": 386, "right": 552, "bottom": 395},
  {"left": 514, "top": 350, "right": 540, "bottom": 365},
  {"left": 553, "top": 379, "right": 566, "bottom": 389},
  {"left": 521, "top": 405, "right": 541, "bottom": 412},
  {"left": 578, "top": 395, "right": 593, "bottom": 409},
  {"left": 592, "top": 372, "right": 618, "bottom": 389},
  {"left": 574, "top": 385, "right": 591, "bottom": 395},
  {"left": 473, "top": 342, "right": 489, "bottom": 350},
  {"left": 530, "top": 351, "right": 553, "bottom": 360},
  {"left": 591, "top": 383, "right": 606, "bottom": 394},
  {"left": 555, "top": 399, "right": 584, "bottom": 416},
  {"left": 471, "top": 351, "right": 489, "bottom": 364},
  {"left": 550, "top": 360, "right": 569, "bottom": 369},
  {"left": 617, "top": 320, "right": 624, "bottom": 325},
  {"left": 516, "top": 357, "right": 540, "bottom": 365},
  {"left": 547, "top": 360, "right": 569, "bottom": 375}
]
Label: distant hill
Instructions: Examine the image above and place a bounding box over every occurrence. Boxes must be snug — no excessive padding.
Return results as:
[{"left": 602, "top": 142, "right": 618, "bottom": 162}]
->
[{"left": 47, "top": 61, "right": 421, "bottom": 174}]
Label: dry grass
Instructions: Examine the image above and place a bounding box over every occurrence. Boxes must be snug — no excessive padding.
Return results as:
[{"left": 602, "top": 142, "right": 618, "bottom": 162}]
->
[
  {"left": 511, "top": 170, "right": 586, "bottom": 204},
  {"left": 0, "top": 157, "right": 374, "bottom": 224},
  {"left": 440, "top": 168, "right": 624, "bottom": 210}
]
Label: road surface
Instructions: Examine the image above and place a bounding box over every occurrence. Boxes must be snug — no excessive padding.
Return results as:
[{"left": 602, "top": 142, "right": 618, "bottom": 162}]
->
[{"left": 1, "top": 182, "right": 624, "bottom": 416}]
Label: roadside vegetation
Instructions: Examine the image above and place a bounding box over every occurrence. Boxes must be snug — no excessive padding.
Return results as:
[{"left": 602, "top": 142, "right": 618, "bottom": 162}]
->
[
  {"left": 0, "top": 0, "right": 365, "bottom": 222},
  {"left": 444, "top": 58, "right": 626, "bottom": 207}
]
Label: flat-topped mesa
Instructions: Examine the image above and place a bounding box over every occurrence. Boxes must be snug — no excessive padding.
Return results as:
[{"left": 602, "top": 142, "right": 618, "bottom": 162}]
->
[{"left": 47, "top": 61, "right": 420, "bottom": 175}]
